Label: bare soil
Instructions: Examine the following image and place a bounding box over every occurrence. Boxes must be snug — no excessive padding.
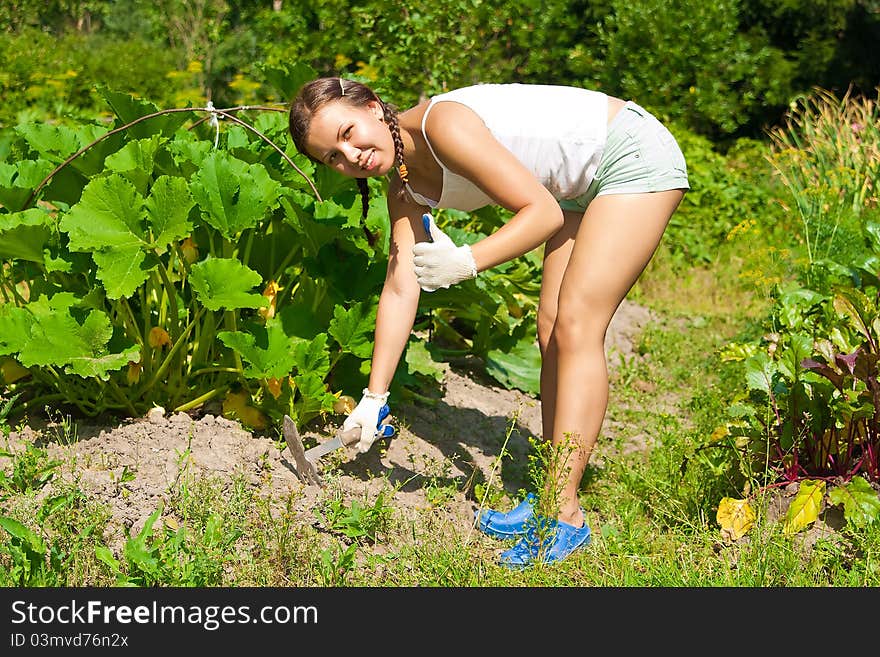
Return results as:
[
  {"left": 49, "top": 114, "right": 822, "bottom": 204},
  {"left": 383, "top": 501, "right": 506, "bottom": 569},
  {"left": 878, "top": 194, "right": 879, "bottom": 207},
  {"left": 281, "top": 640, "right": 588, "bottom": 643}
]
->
[
  {"left": 3, "top": 300, "right": 659, "bottom": 552},
  {"left": 3, "top": 297, "right": 848, "bottom": 563}
]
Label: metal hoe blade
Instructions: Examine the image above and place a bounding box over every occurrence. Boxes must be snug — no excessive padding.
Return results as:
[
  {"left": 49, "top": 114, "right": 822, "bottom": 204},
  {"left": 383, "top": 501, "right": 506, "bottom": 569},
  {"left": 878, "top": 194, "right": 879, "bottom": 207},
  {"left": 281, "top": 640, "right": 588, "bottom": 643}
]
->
[
  {"left": 281, "top": 406, "right": 396, "bottom": 487},
  {"left": 282, "top": 414, "right": 322, "bottom": 486}
]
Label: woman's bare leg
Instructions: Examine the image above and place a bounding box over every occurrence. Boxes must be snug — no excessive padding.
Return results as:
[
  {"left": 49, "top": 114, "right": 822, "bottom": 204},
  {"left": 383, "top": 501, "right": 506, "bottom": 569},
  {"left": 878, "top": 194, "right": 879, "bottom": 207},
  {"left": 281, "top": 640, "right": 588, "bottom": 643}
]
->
[
  {"left": 537, "top": 210, "right": 583, "bottom": 444},
  {"left": 547, "top": 190, "right": 685, "bottom": 526}
]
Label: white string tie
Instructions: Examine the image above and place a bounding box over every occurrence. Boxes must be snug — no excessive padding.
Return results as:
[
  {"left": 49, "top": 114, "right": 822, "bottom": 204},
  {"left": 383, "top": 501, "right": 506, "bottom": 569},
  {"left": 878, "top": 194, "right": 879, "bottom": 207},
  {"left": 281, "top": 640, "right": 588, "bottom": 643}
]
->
[{"left": 206, "top": 100, "right": 220, "bottom": 148}]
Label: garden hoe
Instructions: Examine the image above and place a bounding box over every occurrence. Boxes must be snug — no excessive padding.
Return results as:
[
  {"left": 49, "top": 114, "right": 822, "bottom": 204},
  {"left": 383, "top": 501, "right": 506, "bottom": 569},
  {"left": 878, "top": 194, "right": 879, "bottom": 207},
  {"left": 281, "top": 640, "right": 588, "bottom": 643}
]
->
[{"left": 282, "top": 405, "right": 395, "bottom": 486}]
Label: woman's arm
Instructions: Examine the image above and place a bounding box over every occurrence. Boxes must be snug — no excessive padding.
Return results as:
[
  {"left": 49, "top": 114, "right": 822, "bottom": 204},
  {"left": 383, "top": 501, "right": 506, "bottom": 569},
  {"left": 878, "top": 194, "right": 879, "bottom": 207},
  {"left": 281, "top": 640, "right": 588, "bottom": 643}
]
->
[
  {"left": 365, "top": 182, "right": 429, "bottom": 395},
  {"left": 423, "top": 101, "right": 565, "bottom": 272}
]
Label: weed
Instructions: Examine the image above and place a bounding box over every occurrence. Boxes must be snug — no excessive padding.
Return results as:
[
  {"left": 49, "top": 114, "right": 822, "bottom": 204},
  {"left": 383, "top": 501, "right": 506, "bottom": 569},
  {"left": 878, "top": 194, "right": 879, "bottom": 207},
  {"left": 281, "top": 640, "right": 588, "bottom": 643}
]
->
[
  {"left": 0, "top": 441, "right": 61, "bottom": 496},
  {"left": 0, "top": 487, "right": 100, "bottom": 586},
  {"left": 0, "top": 515, "right": 66, "bottom": 585},
  {"left": 317, "top": 541, "right": 357, "bottom": 586},
  {"left": 470, "top": 408, "right": 522, "bottom": 535},
  {"left": 0, "top": 393, "right": 21, "bottom": 438},
  {"left": 521, "top": 433, "right": 579, "bottom": 563},
  {"left": 96, "top": 504, "right": 243, "bottom": 586},
  {"left": 424, "top": 478, "right": 459, "bottom": 508},
  {"left": 44, "top": 406, "right": 78, "bottom": 446},
  {"left": 418, "top": 452, "right": 459, "bottom": 508},
  {"left": 316, "top": 490, "right": 392, "bottom": 544}
]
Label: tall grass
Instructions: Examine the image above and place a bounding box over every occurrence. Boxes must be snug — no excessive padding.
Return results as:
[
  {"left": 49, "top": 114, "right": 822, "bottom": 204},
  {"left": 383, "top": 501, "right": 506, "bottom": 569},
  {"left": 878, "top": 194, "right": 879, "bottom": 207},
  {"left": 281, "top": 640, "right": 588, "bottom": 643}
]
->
[{"left": 767, "top": 87, "right": 879, "bottom": 267}]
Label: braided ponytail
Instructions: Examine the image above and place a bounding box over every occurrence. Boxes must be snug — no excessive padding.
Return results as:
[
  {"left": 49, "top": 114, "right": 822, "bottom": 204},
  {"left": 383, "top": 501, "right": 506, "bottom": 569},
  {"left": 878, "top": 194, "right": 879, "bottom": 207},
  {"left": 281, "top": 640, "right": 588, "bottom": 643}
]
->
[{"left": 380, "top": 100, "right": 411, "bottom": 201}]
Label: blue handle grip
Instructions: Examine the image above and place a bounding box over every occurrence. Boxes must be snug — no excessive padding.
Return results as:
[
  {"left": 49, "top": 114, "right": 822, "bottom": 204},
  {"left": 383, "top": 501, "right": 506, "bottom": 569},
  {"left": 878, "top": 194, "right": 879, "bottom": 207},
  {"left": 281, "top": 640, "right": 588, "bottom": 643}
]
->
[
  {"left": 377, "top": 404, "right": 396, "bottom": 438},
  {"left": 422, "top": 213, "right": 433, "bottom": 242}
]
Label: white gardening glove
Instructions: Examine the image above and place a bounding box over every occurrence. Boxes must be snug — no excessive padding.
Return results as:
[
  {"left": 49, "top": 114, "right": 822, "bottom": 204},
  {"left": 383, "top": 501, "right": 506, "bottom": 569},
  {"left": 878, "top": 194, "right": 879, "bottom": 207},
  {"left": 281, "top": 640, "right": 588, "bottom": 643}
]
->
[
  {"left": 412, "top": 213, "right": 478, "bottom": 292},
  {"left": 342, "top": 388, "right": 390, "bottom": 453}
]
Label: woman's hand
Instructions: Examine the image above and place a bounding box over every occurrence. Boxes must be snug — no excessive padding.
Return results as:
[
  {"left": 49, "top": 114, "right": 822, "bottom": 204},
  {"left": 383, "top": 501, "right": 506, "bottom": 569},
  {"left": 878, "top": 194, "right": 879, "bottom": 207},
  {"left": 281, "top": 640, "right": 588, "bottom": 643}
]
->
[
  {"left": 412, "top": 214, "right": 478, "bottom": 292},
  {"left": 342, "top": 389, "right": 391, "bottom": 453}
]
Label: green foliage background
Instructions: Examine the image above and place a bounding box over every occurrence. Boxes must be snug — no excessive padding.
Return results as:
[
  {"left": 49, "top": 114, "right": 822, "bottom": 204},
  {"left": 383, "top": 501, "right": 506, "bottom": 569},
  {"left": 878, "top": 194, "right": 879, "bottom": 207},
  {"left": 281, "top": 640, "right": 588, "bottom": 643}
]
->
[
  {"left": 2, "top": 1, "right": 880, "bottom": 589},
  {"left": 2, "top": 0, "right": 879, "bottom": 138},
  {"left": 1, "top": 1, "right": 880, "bottom": 492}
]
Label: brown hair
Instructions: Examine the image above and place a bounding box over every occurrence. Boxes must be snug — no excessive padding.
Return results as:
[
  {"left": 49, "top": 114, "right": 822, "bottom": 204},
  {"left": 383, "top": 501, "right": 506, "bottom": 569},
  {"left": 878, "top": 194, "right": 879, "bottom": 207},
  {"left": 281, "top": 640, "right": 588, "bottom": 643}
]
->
[{"left": 289, "top": 77, "right": 409, "bottom": 221}]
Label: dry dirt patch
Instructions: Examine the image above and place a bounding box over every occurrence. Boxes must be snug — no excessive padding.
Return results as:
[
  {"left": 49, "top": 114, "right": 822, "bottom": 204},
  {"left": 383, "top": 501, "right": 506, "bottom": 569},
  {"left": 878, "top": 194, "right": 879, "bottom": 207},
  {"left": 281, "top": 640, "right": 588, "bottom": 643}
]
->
[{"left": 3, "top": 300, "right": 656, "bottom": 548}]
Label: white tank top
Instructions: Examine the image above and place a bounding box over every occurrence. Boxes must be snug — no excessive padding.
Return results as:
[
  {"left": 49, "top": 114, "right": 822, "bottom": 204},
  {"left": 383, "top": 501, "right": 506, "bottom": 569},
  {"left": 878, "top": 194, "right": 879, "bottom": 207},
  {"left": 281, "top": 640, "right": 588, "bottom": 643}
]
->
[{"left": 405, "top": 83, "right": 608, "bottom": 211}]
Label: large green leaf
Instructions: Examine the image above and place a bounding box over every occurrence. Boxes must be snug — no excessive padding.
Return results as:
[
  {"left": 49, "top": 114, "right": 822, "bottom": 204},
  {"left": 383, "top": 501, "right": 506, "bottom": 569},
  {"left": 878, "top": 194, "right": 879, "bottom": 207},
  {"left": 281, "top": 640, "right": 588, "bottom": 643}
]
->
[
  {"left": 189, "top": 151, "right": 281, "bottom": 240},
  {"left": 92, "top": 245, "right": 149, "bottom": 300},
  {"left": 60, "top": 174, "right": 193, "bottom": 298},
  {"left": 486, "top": 335, "right": 541, "bottom": 395},
  {"left": 14, "top": 123, "right": 80, "bottom": 163},
  {"left": 0, "top": 159, "right": 54, "bottom": 211},
  {"left": 292, "top": 371, "right": 335, "bottom": 422},
  {"left": 828, "top": 476, "right": 880, "bottom": 528},
  {"left": 778, "top": 333, "right": 813, "bottom": 382},
  {"left": 744, "top": 352, "right": 777, "bottom": 394},
  {"left": 280, "top": 195, "right": 340, "bottom": 256},
  {"left": 277, "top": 297, "right": 329, "bottom": 341},
  {"left": 61, "top": 174, "right": 146, "bottom": 251},
  {"left": 104, "top": 135, "right": 162, "bottom": 195},
  {"left": 165, "top": 130, "right": 214, "bottom": 175},
  {"left": 405, "top": 339, "right": 445, "bottom": 383},
  {"left": 67, "top": 124, "right": 116, "bottom": 177},
  {"left": 0, "top": 305, "right": 32, "bottom": 356},
  {"left": 0, "top": 208, "right": 53, "bottom": 263},
  {"left": 293, "top": 333, "right": 331, "bottom": 379},
  {"left": 17, "top": 294, "right": 138, "bottom": 380},
  {"left": 328, "top": 302, "right": 376, "bottom": 358},
  {"left": 218, "top": 319, "right": 298, "bottom": 380},
  {"left": 98, "top": 87, "right": 192, "bottom": 139},
  {"left": 143, "top": 175, "right": 194, "bottom": 249},
  {"left": 834, "top": 289, "right": 875, "bottom": 344},
  {"left": 313, "top": 195, "right": 362, "bottom": 228},
  {"left": 189, "top": 257, "right": 268, "bottom": 311}
]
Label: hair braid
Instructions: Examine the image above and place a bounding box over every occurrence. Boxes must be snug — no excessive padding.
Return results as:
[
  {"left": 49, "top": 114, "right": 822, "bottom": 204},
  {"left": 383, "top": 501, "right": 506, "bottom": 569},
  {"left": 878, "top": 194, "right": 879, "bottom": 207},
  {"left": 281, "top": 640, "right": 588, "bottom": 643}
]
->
[
  {"left": 381, "top": 101, "right": 410, "bottom": 200},
  {"left": 357, "top": 175, "right": 377, "bottom": 246}
]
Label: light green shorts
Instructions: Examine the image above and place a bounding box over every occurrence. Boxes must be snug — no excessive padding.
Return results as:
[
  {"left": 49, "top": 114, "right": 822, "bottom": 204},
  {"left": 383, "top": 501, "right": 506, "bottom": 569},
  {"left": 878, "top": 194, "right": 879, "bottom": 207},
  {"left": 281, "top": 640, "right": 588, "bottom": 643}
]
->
[{"left": 558, "top": 101, "right": 689, "bottom": 212}]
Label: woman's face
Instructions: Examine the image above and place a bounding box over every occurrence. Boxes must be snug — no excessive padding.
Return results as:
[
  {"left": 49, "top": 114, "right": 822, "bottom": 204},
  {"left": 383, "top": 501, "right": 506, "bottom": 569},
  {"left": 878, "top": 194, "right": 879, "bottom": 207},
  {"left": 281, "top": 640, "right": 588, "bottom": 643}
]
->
[{"left": 304, "top": 100, "right": 394, "bottom": 178}]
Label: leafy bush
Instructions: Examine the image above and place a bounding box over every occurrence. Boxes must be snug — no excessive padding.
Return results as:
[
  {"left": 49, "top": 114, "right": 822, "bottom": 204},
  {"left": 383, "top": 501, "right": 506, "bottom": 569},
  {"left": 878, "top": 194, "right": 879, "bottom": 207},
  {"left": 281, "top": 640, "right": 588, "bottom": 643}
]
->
[
  {"left": 0, "top": 28, "right": 180, "bottom": 128},
  {"left": 716, "top": 88, "right": 880, "bottom": 502},
  {"left": 593, "top": 0, "right": 795, "bottom": 138},
  {"left": 0, "top": 72, "right": 545, "bottom": 430}
]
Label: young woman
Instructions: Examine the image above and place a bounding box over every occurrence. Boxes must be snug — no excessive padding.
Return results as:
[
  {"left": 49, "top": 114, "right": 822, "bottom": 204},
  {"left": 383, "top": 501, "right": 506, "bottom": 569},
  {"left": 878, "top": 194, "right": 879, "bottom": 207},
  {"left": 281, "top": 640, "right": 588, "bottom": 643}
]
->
[{"left": 289, "top": 77, "right": 688, "bottom": 567}]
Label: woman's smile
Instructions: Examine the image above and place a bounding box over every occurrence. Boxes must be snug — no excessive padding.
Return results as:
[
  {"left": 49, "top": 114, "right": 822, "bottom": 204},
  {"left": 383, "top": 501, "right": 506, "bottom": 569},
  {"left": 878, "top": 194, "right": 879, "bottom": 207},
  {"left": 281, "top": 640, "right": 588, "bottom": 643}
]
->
[{"left": 360, "top": 149, "right": 376, "bottom": 171}]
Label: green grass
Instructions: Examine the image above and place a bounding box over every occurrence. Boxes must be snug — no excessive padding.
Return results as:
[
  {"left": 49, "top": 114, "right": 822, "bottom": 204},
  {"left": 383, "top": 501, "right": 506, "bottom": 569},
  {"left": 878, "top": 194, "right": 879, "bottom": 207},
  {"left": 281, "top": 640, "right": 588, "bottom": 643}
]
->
[{"left": 3, "top": 228, "right": 877, "bottom": 586}]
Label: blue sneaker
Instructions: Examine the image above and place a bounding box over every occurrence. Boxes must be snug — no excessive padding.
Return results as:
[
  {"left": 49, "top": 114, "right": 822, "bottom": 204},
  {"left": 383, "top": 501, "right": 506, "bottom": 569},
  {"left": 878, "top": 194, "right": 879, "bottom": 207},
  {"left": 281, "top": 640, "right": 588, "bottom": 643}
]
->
[
  {"left": 499, "top": 511, "right": 591, "bottom": 568},
  {"left": 475, "top": 493, "right": 536, "bottom": 539}
]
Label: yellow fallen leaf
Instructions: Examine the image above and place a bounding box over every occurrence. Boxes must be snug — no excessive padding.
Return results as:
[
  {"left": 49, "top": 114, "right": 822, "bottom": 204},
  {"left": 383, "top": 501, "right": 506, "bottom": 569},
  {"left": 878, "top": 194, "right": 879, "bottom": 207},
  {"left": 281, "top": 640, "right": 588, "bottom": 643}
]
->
[
  {"left": 0, "top": 357, "right": 31, "bottom": 384},
  {"left": 334, "top": 395, "right": 356, "bottom": 415},
  {"left": 148, "top": 326, "right": 171, "bottom": 349},
  {"left": 266, "top": 377, "right": 283, "bottom": 399},
  {"left": 126, "top": 360, "right": 142, "bottom": 385},
  {"left": 238, "top": 405, "right": 268, "bottom": 430},
  {"left": 783, "top": 480, "right": 825, "bottom": 535},
  {"left": 222, "top": 390, "right": 268, "bottom": 430},
  {"left": 716, "top": 497, "right": 756, "bottom": 542}
]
